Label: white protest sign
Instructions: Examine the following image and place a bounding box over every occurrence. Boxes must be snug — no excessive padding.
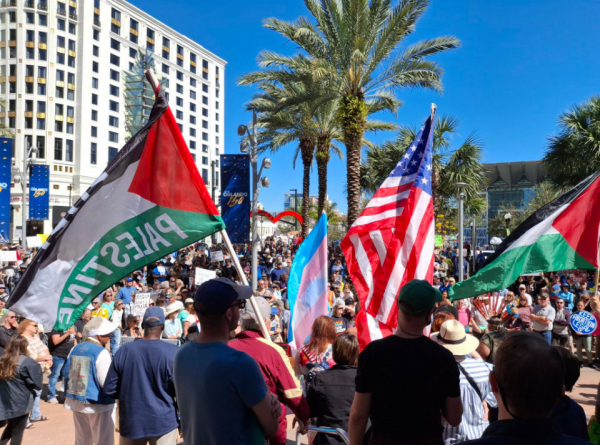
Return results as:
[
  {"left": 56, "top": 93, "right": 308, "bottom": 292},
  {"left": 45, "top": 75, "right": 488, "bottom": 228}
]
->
[
  {"left": 0, "top": 251, "right": 18, "bottom": 262},
  {"left": 195, "top": 268, "right": 217, "bottom": 286},
  {"left": 133, "top": 292, "right": 152, "bottom": 318},
  {"left": 26, "top": 236, "right": 43, "bottom": 248},
  {"left": 211, "top": 250, "right": 224, "bottom": 262}
]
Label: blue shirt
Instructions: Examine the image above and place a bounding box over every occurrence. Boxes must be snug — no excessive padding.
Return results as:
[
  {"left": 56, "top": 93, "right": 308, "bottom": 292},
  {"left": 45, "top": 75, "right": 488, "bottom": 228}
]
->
[
  {"left": 558, "top": 291, "right": 574, "bottom": 310},
  {"left": 117, "top": 286, "right": 135, "bottom": 305},
  {"left": 174, "top": 341, "right": 268, "bottom": 445},
  {"left": 104, "top": 339, "right": 178, "bottom": 439}
]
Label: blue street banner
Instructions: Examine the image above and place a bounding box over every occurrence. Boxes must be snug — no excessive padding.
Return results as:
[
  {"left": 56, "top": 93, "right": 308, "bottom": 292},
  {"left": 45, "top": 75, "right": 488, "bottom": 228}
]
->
[
  {"left": 0, "top": 138, "right": 13, "bottom": 243},
  {"left": 29, "top": 164, "right": 50, "bottom": 220},
  {"left": 220, "top": 154, "right": 250, "bottom": 243}
]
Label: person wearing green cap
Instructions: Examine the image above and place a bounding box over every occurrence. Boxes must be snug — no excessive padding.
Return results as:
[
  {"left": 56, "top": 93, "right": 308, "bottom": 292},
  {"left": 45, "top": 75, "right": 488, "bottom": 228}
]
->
[{"left": 349, "top": 279, "right": 463, "bottom": 445}]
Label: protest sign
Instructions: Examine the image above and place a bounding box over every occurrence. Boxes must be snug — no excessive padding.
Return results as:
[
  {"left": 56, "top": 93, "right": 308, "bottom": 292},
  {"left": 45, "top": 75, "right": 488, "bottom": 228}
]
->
[
  {"left": 26, "top": 236, "right": 43, "bottom": 248},
  {"left": 195, "top": 268, "right": 217, "bottom": 286},
  {"left": 570, "top": 310, "right": 597, "bottom": 335},
  {"left": 133, "top": 292, "right": 152, "bottom": 318},
  {"left": 0, "top": 250, "right": 17, "bottom": 262},
  {"left": 211, "top": 250, "right": 224, "bottom": 262}
]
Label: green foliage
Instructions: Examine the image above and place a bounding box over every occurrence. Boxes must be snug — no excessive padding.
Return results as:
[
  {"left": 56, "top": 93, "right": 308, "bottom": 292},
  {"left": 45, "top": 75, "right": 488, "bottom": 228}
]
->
[
  {"left": 543, "top": 95, "right": 600, "bottom": 189},
  {"left": 0, "top": 99, "right": 13, "bottom": 138},
  {"left": 339, "top": 96, "right": 368, "bottom": 142}
]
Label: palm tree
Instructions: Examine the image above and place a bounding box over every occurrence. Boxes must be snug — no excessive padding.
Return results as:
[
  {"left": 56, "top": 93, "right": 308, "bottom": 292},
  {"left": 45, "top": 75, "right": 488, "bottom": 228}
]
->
[
  {"left": 309, "top": 200, "right": 340, "bottom": 226},
  {"left": 241, "top": 0, "right": 459, "bottom": 226},
  {"left": 0, "top": 99, "right": 13, "bottom": 137},
  {"left": 361, "top": 115, "right": 486, "bottom": 217},
  {"left": 543, "top": 95, "right": 600, "bottom": 189}
]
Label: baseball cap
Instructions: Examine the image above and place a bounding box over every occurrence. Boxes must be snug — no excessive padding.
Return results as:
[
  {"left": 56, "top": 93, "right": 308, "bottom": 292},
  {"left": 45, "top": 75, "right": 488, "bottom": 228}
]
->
[
  {"left": 143, "top": 307, "right": 165, "bottom": 327},
  {"left": 344, "top": 297, "right": 355, "bottom": 306},
  {"left": 195, "top": 277, "right": 252, "bottom": 315},
  {"left": 185, "top": 298, "right": 194, "bottom": 304},
  {"left": 270, "top": 306, "right": 279, "bottom": 316},
  {"left": 126, "top": 277, "right": 133, "bottom": 282},
  {"left": 398, "top": 279, "right": 442, "bottom": 314},
  {"left": 243, "top": 297, "right": 270, "bottom": 321}
]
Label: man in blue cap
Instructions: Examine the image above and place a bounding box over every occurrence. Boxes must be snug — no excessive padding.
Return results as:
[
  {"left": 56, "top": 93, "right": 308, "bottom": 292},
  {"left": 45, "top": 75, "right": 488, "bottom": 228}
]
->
[
  {"left": 117, "top": 277, "right": 136, "bottom": 318},
  {"left": 174, "top": 278, "right": 281, "bottom": 445},
  {"left": 349, "top": 279, "right": 463, "bottom": 445},
  {"left": 104, "top": 306, "right": 179, "bottom": 444}
]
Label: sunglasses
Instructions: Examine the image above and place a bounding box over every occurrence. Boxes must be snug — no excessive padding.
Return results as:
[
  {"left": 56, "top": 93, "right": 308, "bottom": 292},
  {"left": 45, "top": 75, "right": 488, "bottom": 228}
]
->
[
  {"left": 228, "top": 300, "right": 246, "bottom": 311},
  {"left": 92, "top": 301, "right": 99, "bottom": 305},
  {"left": 8, "top": 316, "right": 15, "bottom": 319}
]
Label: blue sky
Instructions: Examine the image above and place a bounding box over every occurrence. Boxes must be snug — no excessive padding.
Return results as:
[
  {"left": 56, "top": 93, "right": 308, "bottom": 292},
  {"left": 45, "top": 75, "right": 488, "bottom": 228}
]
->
[{"left": 131, "top": 0, "right": 600, "bottom": 213}]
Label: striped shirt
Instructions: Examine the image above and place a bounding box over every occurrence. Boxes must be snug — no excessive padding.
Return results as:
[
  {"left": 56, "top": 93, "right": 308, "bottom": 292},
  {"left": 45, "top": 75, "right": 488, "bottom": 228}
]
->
[{"left": 443, "top": 357, "right": 497, "bottom": 444}]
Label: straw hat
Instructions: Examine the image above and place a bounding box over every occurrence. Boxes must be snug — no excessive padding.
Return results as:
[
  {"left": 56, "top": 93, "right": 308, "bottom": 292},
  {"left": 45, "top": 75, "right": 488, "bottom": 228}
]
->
[
  {"left": 432, "top": 319, "right": 479, "bottom": 356},
  {"left": 165, "top": 301, "right": 184, "bottom": 316}
]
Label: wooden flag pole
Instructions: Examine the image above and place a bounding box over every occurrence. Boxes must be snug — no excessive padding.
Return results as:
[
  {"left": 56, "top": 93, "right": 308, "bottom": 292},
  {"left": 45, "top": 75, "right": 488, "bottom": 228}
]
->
[{"left": 143, "top": 68, "right": 271, "bottom": 342}]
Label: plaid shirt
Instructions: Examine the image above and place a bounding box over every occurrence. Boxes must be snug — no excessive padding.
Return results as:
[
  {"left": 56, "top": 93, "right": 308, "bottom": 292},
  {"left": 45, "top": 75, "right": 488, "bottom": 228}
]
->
[{"left": 26, "top": 335, "right": 50, "bottom": 370}]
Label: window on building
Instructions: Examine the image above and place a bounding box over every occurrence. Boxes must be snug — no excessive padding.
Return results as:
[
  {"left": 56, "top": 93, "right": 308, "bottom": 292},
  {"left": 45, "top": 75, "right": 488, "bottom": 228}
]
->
[
  {"left": 37, "top": 118, "right": 46, "bottom": 130},
  {"left": 215, "top": 101, "right": 219, "bottom": 110},
  {"left": 215, "top": 112, "right": 219, "bottom": 121},
  {"left": 109, "top": 100, "right": 119, "bottom": 112},
  {"left": 176, "top": 110, "right": 183, "bottom": 120},
  {"left": 93, "top": 29, "right": 99, "bottom": 41},
  {"left": 190, "top": 78, "right": 196, "bottom": 87},
  {"left": 92, "top": 78, "right": 98, "bottom": 89},
  {"left": 110, "top": 85, "right": 119, "bottom": 96},
  {"left": 176, "top": 97, "right": 183, "bottom": 107},
  {"left": 202, "top": 84, "right": 208, "bottom": 93},
  {"left": 111, "top": 38, "right": 120, "bottom": 51},
  {"left": 66, "top": 122, "right": 73, "bottom": 134},
  {"left": 178, "top": 124, "right": 183, "bottom": 132},
  {"left": 110, "top": 54, "right": 120, "bottom": 66},
  {"left": 190, "top": 103, "right": 196, "bottom": 112},
  {"left": 58, "top": 18, "right": 65, "bottom": 31},
  {"left": 26, "top": 12, "right": 34, "bottom": 24},
  {"left": 69, "top": 22, "right": 76, "bottom": 35},
  {"left": 111, "top": 8, "right": 121, "bottom": 34},
  {"left": 215, "top": 125, "right": 219, "bottom": 133},
  {"left": 92, "top": 94, "right": 98, "bottom": 105},
  {"left": 110, "top": 69, "right": 120, "bottom": 82},
  {"left": 54, "top": 138, "right": 63, "bottom": 160},
  {"left": 215, "top": 89, "right": 219, "bottom": 98},
  {"left": 109, "top": 147, "right": 118, "bottom": 163},
  {"left": 202, "top": 156, "right": 209, "bottom": 165},
  {"left": 202, "top": 60, "right": 209, "bottom": 80},
  {"left": 130, "top": 18, "right": 139, "bottom": 44},
  {"left": 147, "top": 28, "right": 155, "bottom": 51},
  {"left": 129, "top": 47, "right": 136, "bottom": 58},
  {"left": 190, "top": 53, "right": 197, "bottom": 74},
  {"left": 202, "top": 132, "right": 208, "bottom": 141},
  {"left": 109, "top": 116, "right": 119, "bottom": 127},
  {"left": 190, "top": 140, "right": 196, "bottom": 150},
  {"left": 26, "top": 46, "right": 35, "bottom": 59},
  {"left": 66, "top": 140, "right": 73, "bottom": 162},
  {"left": 36, "top": 136, "right": 46, "bottom": 159},
  {"left": 190, "top": 90, "right": 196, "bottom": 100},
  {"left": 162, "top": 37, "right": 170, "bottom": 59},
  {"left": 91, "top": 126, "right": 97, "bottom": 137},
  {"left": 93, "top": 45, "right": 99, "bottom": 57},
  {"left": 91, "top": 110, "right": 98, "bottom": 121},
  {"left": 202, "top": 168, "right": 209, "bottom": 185},
  {"left": 190, "top": 116, "right": 196, "bottom": 125},
  {"left": 176, "top": 71, "right": 183, "bottom": 81},
  {"left": 92, "top": 61, "right": 99, "bottom": 73},
  {"left": 56, "top": 86, "right": 64, "bottom": 98},
  {"left": 176, "top": 84, "right": 183, "bottom": 94},
  {"left": 190, "top": 128, "right": 196, "bottom": 137},
  {"left": 202, "top": 120, "right": 208, "bottom": 129},
  {"left": 202, "top": 144, "right": 209, "bottom": 153},
  {"left": 162, "top": 63, "right": 169, "bottom": 75},
  {"left": 202, "top": 96, "right": 208, "bottom": 105},
  {"left": 67, "top": 88, "right": 74, "bottom": 101},
  {"left": 109, "top": 131, "right": 118, "bottom": 142},
  {"left": 38, "top": 14, "right": 47, "bottom": 26},
  {"left": 38, "top": 84, "right": 46, "bottom": 95},
  {"left": 91, "top": 143, "right": 97, "bottom": 165}
]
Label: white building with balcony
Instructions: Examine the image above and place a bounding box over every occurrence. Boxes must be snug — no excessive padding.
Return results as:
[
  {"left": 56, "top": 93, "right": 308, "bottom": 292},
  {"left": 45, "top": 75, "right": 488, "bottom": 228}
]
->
[{"left": 0, "top": 0, "right": 224, "bottom": 239}]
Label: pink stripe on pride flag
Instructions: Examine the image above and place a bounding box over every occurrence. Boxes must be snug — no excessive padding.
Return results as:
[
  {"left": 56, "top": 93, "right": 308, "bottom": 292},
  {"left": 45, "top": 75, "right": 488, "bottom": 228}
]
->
[
  {"left": 296, "top": 236, "right": 328, "bottom": 300},
  {"left": 291, "top": 265, "right": 329, "bottom": 351}
]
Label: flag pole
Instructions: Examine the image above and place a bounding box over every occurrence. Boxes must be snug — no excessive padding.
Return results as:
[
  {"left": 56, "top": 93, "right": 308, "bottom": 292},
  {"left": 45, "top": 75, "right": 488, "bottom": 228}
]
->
[{"left": 143, "top": 68, "right": 271, "bottom": 341}]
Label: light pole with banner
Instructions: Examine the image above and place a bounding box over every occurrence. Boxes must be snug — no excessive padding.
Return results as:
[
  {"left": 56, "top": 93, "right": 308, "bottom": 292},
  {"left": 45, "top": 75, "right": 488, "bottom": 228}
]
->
[
  {"left": 238, "top": 111, "right": 271, "bottom": 291},
  {"left": 12, "top": 143, "right": 38, "bottom": 250}
]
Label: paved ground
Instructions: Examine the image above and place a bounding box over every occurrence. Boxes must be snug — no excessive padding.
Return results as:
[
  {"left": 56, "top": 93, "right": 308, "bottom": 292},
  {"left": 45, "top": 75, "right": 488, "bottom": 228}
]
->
[{"left": 4, "top": 369, "right": 599, "bottom": 444}]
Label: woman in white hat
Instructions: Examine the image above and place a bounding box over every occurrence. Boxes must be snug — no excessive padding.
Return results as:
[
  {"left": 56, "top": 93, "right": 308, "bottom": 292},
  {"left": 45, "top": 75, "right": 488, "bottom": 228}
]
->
[
  {"left": 434, "top": 319, "right": 497, "bottom": 444},
  {"left": 182, "top": 298, "right": 199, "bottom": 340},
  {"left": 163, "top": 302, "right": 183, "bottom": 340}
]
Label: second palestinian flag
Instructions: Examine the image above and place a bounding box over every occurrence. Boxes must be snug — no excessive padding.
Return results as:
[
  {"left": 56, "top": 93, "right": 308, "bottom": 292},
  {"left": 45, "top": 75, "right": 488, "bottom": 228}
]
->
[
  {"left": 8, "top": 88, "right": 225, "bottom": 330},
  {"left": 450, "top": 172, "right": 600, "bottom": 300}
]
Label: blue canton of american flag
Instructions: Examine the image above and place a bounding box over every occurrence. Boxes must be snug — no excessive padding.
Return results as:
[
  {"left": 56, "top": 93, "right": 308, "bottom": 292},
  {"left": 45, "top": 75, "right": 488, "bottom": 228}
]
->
[{"left": 342, "top": 110, "right": 436, "bottom": 349}]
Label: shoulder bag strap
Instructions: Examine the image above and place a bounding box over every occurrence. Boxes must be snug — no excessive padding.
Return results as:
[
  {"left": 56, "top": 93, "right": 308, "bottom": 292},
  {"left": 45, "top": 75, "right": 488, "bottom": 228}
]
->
[{"left": 457, "top": 362, "right": 484, "bottom": 402}]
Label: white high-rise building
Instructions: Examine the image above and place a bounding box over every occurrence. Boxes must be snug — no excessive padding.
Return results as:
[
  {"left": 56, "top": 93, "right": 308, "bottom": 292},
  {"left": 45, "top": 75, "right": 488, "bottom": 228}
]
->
[{"left": 0, "top": 0, "right": 225, "bottom": 239}]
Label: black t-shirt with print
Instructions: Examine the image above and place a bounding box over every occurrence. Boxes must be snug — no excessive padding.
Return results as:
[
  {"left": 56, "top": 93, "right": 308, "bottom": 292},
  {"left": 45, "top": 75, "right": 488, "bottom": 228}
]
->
[
  {"left": 356, "top": 335, "right": 460, "bottom": 441},
  {"left": 330, "top": 316, "right": 349, "bottom": 334}
]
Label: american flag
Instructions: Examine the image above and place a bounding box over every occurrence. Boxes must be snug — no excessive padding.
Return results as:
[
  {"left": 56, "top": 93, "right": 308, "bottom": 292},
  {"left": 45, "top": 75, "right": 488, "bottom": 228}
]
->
[{"left": 342, "top": 110, "right": 436, "bottom": 348}]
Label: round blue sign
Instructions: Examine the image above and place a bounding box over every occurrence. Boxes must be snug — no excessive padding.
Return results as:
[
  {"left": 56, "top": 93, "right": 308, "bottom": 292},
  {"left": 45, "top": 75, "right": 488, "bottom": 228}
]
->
[{"left": 570, "top": 310, "right": 597, "bottom": 335}]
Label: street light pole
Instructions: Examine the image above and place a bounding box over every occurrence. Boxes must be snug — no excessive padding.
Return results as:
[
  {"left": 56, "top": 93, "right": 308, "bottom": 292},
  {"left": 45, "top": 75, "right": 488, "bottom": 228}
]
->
[
  {"left": 238, "top": 110, "right": 271, "bottom": 291},
  {"left": 454, "top": 182, "right": 469, "bottom": 282},
  {"left": 290, "top": 188, "right": 298, "bottom": 231},
  {"left": 17, "top": 142, "right": 38, "bottom": 250},
  {"left": 211, "top": 160, "right": 218, "bottom": 245},
  {"left": 504, "top": 212, "right": 512, "bottom": 237}
]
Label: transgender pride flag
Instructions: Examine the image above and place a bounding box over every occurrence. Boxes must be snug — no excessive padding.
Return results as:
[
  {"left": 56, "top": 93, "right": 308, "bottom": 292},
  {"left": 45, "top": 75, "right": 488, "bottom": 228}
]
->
[{"left": 287, "top": 213, "right": 328, "bottom": 354}]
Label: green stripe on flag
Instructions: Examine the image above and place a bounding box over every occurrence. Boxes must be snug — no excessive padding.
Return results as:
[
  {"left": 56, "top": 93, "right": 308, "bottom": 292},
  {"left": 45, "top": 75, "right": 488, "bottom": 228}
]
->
[
  {"left": 449, "top": 233, "right": 595, "bottom": 301},
  {"left": 55, "top": 205, "right": 224, "bottom": 330}
]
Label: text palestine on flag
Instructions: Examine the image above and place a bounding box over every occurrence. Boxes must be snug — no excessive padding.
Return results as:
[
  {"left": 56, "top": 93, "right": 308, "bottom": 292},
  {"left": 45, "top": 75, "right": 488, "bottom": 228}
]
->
[
  {"left": 342, "top": 107, "right": 436, "bottom": 349},
  {"left": 8, "top": 87, "right": 225, "bottom": 331}
]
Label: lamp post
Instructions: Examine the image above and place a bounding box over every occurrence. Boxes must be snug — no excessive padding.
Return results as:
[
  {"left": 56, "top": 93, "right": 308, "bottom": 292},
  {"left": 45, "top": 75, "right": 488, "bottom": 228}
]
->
[
  {"left": 289, "top": 188, "right": 298, "bottom": 231},
  {"left": 504, "top": 212, "right": 512, "bottom": 237},
  {"left": 454, "top": 182, "right": 469, "bottom": 282},
  {"left": 12, "top": 143, "right": 38, "bottom": 250},
  {"left": 238, "top": 111, "right": 271, "bottom": 291},
  {"left": 211, "top": 160, "right": 218, "bottom": 245}
]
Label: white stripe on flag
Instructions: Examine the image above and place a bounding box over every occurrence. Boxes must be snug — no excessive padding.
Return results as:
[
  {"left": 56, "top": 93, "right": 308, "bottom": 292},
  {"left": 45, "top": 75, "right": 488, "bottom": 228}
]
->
[
  {"left": 366, "top": 191, "right": 410, "bottom": 209},
  {"left": 350, "top": 233, "right": 375, "bottom": 309},
  {"left": 381, "top": 173, "right": 417, "bottom": 188},
  {"left": 415, "top": 220, "right": 435, "bottom": 278},
  {"left": 353, "top": 207, "right": 405, "bottom": 227},
  {"left": 376, "top": 192, "right": 432, "bottom": 323},
  {"left": 366, "top": 312, "right": 384, "bottom": 341},
  {"left": 370, "top": 230, "right": 387, "bottom": 267}
]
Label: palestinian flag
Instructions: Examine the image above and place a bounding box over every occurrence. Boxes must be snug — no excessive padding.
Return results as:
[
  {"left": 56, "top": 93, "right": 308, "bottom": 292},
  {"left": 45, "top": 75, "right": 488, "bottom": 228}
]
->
[
  {"left": 7, "top": 88, "right": 224, "bottom": 330},
  {"left": 450, "top": 172, "right": 600, "bottom": 301}
]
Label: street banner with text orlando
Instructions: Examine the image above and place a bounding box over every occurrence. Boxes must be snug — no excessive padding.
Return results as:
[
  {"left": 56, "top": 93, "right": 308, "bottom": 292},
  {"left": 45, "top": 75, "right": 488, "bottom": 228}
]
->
[
  {"left": 450, "top": 172, "right": 600, "bottom": 301},
  {"left": 7, "top": 88, "right": 225, "bottom": 330}
]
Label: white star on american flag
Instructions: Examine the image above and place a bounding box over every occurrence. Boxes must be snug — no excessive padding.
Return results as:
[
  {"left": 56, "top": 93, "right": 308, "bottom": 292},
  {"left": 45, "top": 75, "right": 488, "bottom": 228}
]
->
[
  {"left": 410, "top": 160, "right": 417, "bottom": 166},
  {"left": 410, "top": 145, "right": 417, "bottom": 152},
  {"left": 404, "top": 154, "right": 410, "bottom": 159},
  {"left": 426, "top": 164, "right": 432, "bottom": 171},
  {"left": 421, "top": 178, "right": 429, "bottom": 185}
]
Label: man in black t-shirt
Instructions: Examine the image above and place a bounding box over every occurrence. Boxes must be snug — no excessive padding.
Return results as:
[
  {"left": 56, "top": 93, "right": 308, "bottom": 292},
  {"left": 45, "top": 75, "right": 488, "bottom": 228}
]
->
[
  {"left": 349, "top": 279, "right": 463, "bottom": 445},
  {"left": 47, "top": 326, "right": 76, "bottom": 404},
  {"left": 0, "top": 310, "right": 18, "bottom": 348}
]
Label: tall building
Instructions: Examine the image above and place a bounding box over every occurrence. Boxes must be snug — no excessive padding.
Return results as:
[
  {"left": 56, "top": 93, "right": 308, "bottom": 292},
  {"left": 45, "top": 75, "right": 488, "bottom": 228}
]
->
[
  {"left": 0, "top": 0, "right": 224, "bottom": 239},
  {"left": 283, "top": 193, "right": 321, "bottom": 212}
]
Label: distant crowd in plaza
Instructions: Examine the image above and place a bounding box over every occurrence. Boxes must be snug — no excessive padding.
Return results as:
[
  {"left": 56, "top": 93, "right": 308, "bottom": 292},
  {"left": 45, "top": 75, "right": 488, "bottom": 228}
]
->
[{"left": 0, "top": 239, "right": 598, "bottom": 445}]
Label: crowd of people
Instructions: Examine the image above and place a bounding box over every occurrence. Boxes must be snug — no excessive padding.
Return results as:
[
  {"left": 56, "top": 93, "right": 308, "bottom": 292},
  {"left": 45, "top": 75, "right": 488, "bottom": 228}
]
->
[{"left": 0, "top": 239, "right": 597, "bottom": 445}]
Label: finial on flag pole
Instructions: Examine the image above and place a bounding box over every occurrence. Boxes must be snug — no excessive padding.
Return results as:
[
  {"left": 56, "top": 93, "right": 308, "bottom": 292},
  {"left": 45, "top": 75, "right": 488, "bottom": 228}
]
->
[{"left": 431, "top": 103, "right": 437, "bottom": 119}]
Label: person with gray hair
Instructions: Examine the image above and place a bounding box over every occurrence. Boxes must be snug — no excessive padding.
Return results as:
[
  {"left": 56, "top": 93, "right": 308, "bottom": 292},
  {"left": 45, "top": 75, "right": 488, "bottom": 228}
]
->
[
  {"left": 230, "top": 297, "right": 309, "bottom": 444},
  {"left": 0, "top": 310, "right": 18, "bottom": 348}
]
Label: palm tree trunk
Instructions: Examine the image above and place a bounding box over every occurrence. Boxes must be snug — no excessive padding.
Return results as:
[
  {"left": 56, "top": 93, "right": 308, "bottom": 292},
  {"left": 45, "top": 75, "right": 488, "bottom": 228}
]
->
[
  {"left": 315, "top": 135, "right": 331, "bottom": 217},
  {"left": 340, "top": 95, "right": 367, "bottom": 227},
  {"left": 300, "top": 138, "right": 315, "bottom": 239}
]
